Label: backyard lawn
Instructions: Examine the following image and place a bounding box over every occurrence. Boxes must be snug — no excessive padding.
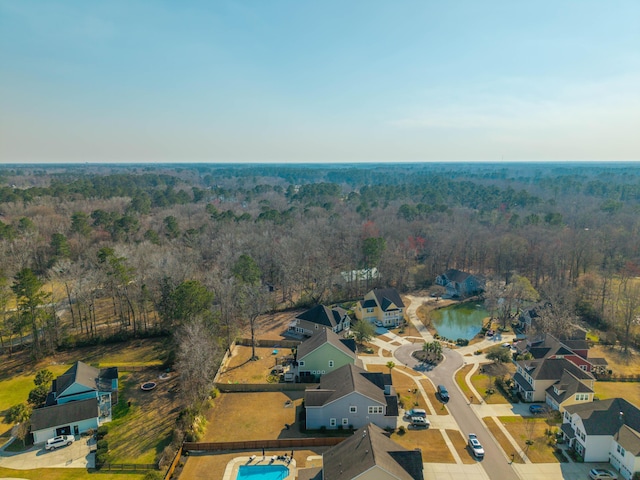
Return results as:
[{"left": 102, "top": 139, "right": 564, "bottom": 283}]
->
[
  {"left": 202, "top": 391, "right": 304, "bottom": 442},
  {"left": 106, "top": 369, "right": 179, "bottom": 464},
  {"left": 594, "top": 381, "right": 640, "bottom": 407},
  {"left": 218, "top": 345, "right": 289, "bottom": 384},
  {"left": 590, "top": 344, "right": 640, "bottom": 376},
  {"left": 470, "top": 362, "right": 514, "bottom": 404}
]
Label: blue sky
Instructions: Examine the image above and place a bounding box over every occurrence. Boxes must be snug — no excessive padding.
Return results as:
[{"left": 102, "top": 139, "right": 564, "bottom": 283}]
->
[{"left": 1, "top": 1, "right": 639, "bottom": 163}]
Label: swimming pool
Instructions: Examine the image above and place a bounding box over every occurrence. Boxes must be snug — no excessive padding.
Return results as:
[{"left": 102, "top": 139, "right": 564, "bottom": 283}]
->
[{"left": 236, "top": 465, "right": 289, "bottom": 480}]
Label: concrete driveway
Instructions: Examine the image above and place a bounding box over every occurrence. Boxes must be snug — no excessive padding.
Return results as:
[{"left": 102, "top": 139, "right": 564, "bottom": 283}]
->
[{"left": 0, "top": 436, "right": 94, "bottom": 469}]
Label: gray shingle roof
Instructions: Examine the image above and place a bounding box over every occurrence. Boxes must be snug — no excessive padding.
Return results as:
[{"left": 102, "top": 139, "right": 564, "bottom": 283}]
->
[
  {"left": 296, "top": 328, "right": 357, "bottom": 361},
  {"left": 30, "top": 398, "right": 99, "bottom": 431},
  {"left": 322, "top": 424, "right": 423, "bottom": 480},
  {"left": 371, "top": 288, "right": 405, "bottom": 310},
  {"left": 55, "top": 361, "right": 101, "bottom": 396},
  {"left": 545, "top": 370, "right": 593, "bottom": 404},
  {"left": 565, "top": 397, "right": 640, "bottom": 452},
  {"left": 297, "top": 305, "right": 348, "bottom": 328},
  {"left": 304, "top": 364, "right": 391, "bottom": 408},
  {"left": 517, "top": 358, "right": 594, "bottom": 382}
]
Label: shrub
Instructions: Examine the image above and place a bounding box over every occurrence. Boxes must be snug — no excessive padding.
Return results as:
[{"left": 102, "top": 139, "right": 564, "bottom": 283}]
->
[
  {"left": 96, "top": 439, "right": 108, "bottom": 451},
  {"left": 97, "top": 425, "right": 109, "bottom": 439},
  {"left": 143, "top": 472, "right": 164, "bottom": 480},
  {"left": 456, "top": 338, "right": 469, "bottom": 346},
  {"left": 397, "top": 426, "right": 406, "bottom": 435},
  {"left": 95, "top": 449, "right": 109, "bottom": 467}
]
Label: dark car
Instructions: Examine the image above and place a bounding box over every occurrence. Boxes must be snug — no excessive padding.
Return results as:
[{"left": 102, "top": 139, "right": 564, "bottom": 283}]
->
[
  {"left": 437, "top": 385, "right": 449, "bottom": 402},
  {"left": 529, "top": 404, "right": 546, "bottom": 415}
]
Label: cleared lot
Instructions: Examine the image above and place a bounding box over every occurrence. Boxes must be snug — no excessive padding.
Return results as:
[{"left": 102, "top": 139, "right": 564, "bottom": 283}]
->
[{"left": 203, "top": 392, "right": 304, "bottom": 441}]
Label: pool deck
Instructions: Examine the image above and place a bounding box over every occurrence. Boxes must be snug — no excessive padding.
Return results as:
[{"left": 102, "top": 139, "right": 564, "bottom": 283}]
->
[{"left": 222, "top": 455, "right": 297, "bottom": 480}]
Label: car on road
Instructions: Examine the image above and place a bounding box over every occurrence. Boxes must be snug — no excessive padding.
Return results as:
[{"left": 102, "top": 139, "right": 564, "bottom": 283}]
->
[
  {"left": 437, "top": 385, "right": 449, "bottom": 402},
  {"left": 410, "top": 416, "right": 431, "bottom": 428},
  {"left": 588, "top": 469, "right": 618, "bottom": 480},
  {"left": 467, "top": 433, "right": 485, "bottom": 458},
  {"left": 45, "top": 435, "right": 74, "bottom": 450},
  {"left": 404, "top": 408, "right": 427, "bottom": 419},
  {"left": 529, "top": 404, "right": 546, "bottom": 415}
]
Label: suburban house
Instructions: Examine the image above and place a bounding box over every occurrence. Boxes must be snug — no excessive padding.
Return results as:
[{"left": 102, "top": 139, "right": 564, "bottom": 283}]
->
[
  {"left": 297, "top": 423, "right": 424, "bottom": 480},
  {"left": 435, "top": 269, "right": 485, "bottom": 298},
  {"left": 30, "top": 361, "right": 118, "bottom": 443},
  {"left": 354, "top": 288, "right": 405, "bottom": 328},
  {"left": 512, "top": 357, "right": 595, "bottom": 405},
  {"left": 562, "top": 398, "right": 640, "bottom": 480},
  {"left": 304, "top": 364, "right": 398, "bottom": 431},
  {"left": 296, "top": 328, "right": 357, "bottom": 382},
  {"left": 289, "top": 305, "right": 351, "bottom": 337},
  {"left": 514, "top": 333, "right": 608, "bottom": 375}
]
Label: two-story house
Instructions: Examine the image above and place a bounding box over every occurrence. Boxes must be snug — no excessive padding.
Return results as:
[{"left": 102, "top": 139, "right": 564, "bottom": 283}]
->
[
  {"left": 30, "top": 361, "right": 118, "bottom": 443},
  {"left": 288, "top": 305, "right": 351, "bottom": 337},
  {"left": 305, "top": 364, "right": 398, "bottom": 431},
  {"left": 354, "top": 288, "right": 405, "bottom": 328},
  {"left": 435, "top": 269, "right": 485, "bottom": 298},
  {"left": 512, "top": 357, "right": 594, "bottom": 406},
  {"left": 562, "top": 398, "right": 640, "bottom": 480},
  {"left": 297, "top": 423, "right": 424, "bottom": 480},
  {"left": 514, "top": 333, "right": 608, "bottom": 375},
  {"left": 296, "top": 328, "right": 357, "bottom": 382}
]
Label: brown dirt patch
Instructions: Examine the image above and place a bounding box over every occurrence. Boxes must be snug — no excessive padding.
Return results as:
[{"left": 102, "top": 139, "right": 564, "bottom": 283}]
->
[
  {"left": 218, "top": 346, "right": 289, "bottom": 384},
  {"left": 358, "top": 342, "right": 380, "bottom": 356},
  {"left": 446, "top": 429, "right": 477, "bottom": 464},
  {"left": 390, "top": 428, "right": 455, "bottom": 463},
  {"left": 381, "top": 349, "right": 393, "bottom": 357},
  {"left": 245, "top": 310, "right": 306, "bottom": 341},
  {"left": 203, "top": 392, "right": 304, "bottom": 441},
  {"left": 378, "top": 335, "right": 393, "bottom": 342}
]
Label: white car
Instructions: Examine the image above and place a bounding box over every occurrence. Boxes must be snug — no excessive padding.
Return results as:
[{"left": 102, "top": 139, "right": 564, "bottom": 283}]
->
[
  {"left": 588, "top": 469, "right": 617, "bottom": 480},
  {"left": 45, "top": 435, "right": 74, "bottom": 450},
  {"left": 467, "top": 433, "right": 484, "bottom": 458}
]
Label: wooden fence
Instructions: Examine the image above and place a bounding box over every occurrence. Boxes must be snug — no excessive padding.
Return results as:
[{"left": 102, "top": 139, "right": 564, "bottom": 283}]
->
[
  {"left": 235, "top": 338, "right": 301, "bottom": 349},
  {"left": 184, "top": 437, "right": 344, "bottom": 452},
  {"left": 164, "top": 446, "right": 183, "bottom": 480},
  {"left": 98, "top": 463, "right": 156, "bottom": 471},
  {"left": 214, "top": 382, "right": 313, "bottom": 393}
]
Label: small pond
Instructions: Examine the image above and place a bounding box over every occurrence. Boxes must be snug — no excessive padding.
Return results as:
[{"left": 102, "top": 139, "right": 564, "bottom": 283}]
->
[{"left": 430, "top": 302, "right": 489, "bottom": 341}]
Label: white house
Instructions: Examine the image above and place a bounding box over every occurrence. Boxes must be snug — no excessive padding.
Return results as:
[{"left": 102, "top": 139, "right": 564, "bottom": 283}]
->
[{"left": 562, "top": 398, "right": 640, "bottom": 480}]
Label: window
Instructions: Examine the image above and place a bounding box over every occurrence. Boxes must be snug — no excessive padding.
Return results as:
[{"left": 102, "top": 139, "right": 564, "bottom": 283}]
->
[
  {"left": 298, "top": 361, "right": 305, "bottom": 367},
  {"left": 342, "top": 418, "right": 349, "bottom": 425},
  {"left": 617, "top": 444, "right": 625, "bottom": 457},
  {"left": 330, "top": 418, "right": 336, "bottom": 427},
  {"left": 575, "top": 393, "right": 588, "bottom": 401},
  {"left": 368, "top": 406, "right": 383, "bottom": 414},
  {"left": 328, "top": 360, "right": 334, "bottom": 367},
  {"left": 349, "top": 406, "right": 357, "bottom": 413},
  {"left": 367, "top": 308, "right": 374, "bottom": 313}
]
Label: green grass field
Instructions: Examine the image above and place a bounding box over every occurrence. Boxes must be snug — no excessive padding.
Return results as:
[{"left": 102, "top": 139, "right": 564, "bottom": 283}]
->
[{"left": 0, "top": 364, "right": 70, "bottom": 414}]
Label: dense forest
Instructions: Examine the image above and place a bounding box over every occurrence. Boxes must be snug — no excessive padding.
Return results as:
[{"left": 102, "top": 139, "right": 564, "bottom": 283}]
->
[{"left": 1, "top": 162, "right": 639, "bottom": 365}]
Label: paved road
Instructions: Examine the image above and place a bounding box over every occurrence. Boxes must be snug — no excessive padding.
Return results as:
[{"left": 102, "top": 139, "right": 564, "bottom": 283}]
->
[{"left": 395, "top": 343, "right": 520, "bottom": 480}]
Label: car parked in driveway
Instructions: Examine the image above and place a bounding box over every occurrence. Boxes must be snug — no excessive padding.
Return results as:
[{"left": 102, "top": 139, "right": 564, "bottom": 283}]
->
[
  {"left": 45, "top": 435, "right": 74, "bottom": 450},
  {"left": 588, "top": 469, "right": 618, "bottom": 479},
  {"left": 529, "top": 404, "right": 546, "bottom": 414},
  {"left": 404, "top": 408, "right": 427, "bottom": 419},
  {"left": 410, "top": 416, "right": 431, "bottom": 428},
  {"left": 467, "top": 433, "right": 484, "bottom": 458},
  {"left": 437, "top": 385, "right": 449, "bottom": 402}
]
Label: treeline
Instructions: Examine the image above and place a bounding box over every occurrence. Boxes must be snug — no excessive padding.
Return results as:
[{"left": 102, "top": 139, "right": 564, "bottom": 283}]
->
[{"left": 0, "top": 162, "right": 639, "bottom": 360}]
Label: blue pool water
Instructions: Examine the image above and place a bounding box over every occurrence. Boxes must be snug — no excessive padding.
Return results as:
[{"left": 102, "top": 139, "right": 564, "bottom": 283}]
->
[{"left": 236, "top": 465, "right": 289, "bottom": 480}]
